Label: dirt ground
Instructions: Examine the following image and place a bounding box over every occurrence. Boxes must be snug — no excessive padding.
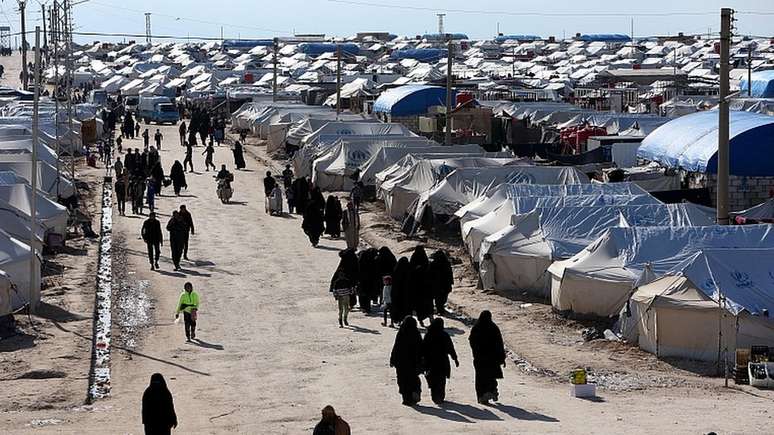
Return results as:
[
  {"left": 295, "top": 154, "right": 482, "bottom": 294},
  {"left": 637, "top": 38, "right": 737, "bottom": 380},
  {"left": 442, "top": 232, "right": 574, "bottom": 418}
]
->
[{"left": 1, "top": 120, "right": 772, "bottom": 433}]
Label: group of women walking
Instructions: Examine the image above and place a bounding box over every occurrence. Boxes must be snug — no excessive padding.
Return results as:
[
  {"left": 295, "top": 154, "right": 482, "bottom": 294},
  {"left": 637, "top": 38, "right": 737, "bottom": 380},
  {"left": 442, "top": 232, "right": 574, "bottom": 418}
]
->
[{"left": 329, "top": 242, "right": 506, "bottom": 406}]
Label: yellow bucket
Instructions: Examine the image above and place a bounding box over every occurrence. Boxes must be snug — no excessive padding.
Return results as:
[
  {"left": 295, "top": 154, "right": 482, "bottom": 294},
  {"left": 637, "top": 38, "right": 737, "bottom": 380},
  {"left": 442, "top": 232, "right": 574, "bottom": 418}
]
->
[{"left": 571, "top": 368, "right": 587, "bottom": 385}]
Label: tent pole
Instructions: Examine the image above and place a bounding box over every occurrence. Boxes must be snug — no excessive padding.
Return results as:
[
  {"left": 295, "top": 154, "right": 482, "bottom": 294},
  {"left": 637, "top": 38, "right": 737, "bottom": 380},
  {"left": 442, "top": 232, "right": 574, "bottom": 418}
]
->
[{"left": 29, "top": 26, "right": 41, "bottom": 313}]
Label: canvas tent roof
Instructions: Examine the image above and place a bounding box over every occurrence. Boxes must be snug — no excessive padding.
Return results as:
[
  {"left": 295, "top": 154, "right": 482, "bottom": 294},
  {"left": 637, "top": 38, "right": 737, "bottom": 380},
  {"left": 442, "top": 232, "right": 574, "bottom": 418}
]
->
[
  {"left": 638, "top": 111, "right": 774, "bottom": 176},
  {"left": 0, "top": 229, "right": 40, "bottom": 312},
  {"left": 359, "top": 144, "right": 489, "bottom": 186},
  {"left": 409, "top": 166, "right": 590, "bottom": 233},
  {"left": 731, "top": 198, "right": 774, "bottom": 221},
  {"left": 301, "top": 122, "right": 415, "bottom": 148},
  {"left": 739, "top": 70, "right": 774, "bottom": 98},
  {"left": 0, "top": 270, "right": 12, "bottom": 317},
  {"left": 549, "top": 225, "right": 774, "bottom": 317},
  {"left": 479, "top": 204, "right": 716, "bottom": 296},
  {"left": 373, "top": 85, "right": 452, "bottom": 116},
  {"left": 455, "top": 182, "right": 651, "bottom": 227},
  {"left": 0, "top": 159, "right": 75, "bottom": 199},
  {"left": 0, "top": 184, "right": 68, "bottom": 237},
  {"left": 630, "top": 248, "right": 774, "bottom": 361}
]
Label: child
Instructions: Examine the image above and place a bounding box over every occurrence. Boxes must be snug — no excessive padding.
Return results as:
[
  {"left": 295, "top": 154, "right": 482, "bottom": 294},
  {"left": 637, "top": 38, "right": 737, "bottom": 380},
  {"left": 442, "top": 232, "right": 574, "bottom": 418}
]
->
[
  {"left": 332, "top": 276, "right": 355, "bottom": 328},
  {"left": 382, "top": 275, "right": 393, "bottom": 327}
]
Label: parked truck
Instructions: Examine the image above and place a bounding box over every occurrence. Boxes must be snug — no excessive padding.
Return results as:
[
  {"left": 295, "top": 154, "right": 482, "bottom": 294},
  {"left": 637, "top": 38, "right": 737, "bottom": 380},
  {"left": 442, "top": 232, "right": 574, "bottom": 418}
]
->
[{"left": 138, "top": 96, "right": 180, "bottom": 125}]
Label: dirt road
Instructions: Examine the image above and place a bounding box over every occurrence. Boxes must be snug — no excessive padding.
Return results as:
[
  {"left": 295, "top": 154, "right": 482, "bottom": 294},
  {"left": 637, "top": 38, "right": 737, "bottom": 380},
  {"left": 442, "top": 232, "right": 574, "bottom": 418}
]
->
[{"left": 2, "top": 122, "right": 773, "bottom": 434}]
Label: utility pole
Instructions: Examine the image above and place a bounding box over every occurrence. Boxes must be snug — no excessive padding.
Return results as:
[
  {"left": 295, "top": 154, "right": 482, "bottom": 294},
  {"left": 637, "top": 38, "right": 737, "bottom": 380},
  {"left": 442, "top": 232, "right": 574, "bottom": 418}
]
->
[
  {"left": 717, "top": 8, "right": 733, "bottom": 226},
  {"left": 144, "top": 13, "right": 151, "bottom": 44},
  {"left": 29, "top": 26, "right": 40, "bottom": 312},
  {"left": 40, "top": 4, "right": 46, "bottom": 60},
  {"left": 272, "top": 37, "right": 278, "bottom": 102},
  {"left": 19, "top": 0, "right": 28, "bottom": 89},
  {"left": 335, "top": 45, "right": 342, "bottom": 119},
  {"left": 445, "top": 36, "right": 453, "bottom": 145},
  {"left": 437, "top": 13, "right": 445, "bottom": 35},
  {"left": 747, "top": 49, "right": 752, "bottom": 96},
  {"left": 511, "top": 47, "right": 515, "bottom": 78},
  {"left": 63, "top": 0, "right": 74, "bottom": 180},
  {"left": 50, "top": 1, "right": 60, "bottom": 197}
]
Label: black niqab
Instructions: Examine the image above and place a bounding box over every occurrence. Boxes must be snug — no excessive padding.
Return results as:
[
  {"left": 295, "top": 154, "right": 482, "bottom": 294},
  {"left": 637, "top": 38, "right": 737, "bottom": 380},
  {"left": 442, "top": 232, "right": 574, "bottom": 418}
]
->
[{"left": 141, "top": 373, "right": 177, "bottom": 428}]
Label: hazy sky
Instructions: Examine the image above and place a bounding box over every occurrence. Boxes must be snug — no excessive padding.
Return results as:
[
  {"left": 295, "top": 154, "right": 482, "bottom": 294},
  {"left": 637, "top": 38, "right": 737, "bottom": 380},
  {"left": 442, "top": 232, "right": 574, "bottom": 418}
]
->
[{"left": 4, "top": 0, "right": 773, "bottom": 43}]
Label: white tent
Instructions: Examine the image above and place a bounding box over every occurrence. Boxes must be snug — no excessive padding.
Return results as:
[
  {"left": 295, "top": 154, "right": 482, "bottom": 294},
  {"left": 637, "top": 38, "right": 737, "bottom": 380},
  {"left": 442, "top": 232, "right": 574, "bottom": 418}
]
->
[
  {"left": 0, "top": 230, "right": 40, "bottom": 312},
  {"left": 0, "top": 201, "right": 46, "bottom": 252},
  {"left": 409, "top": 165, "right": 589, "bottom": 231},
  {"left": 311, "top": 137, "right": 437, "bottom": 191},
  {"left": 631, "top": 248, "right": 774, "bottom": 362},
  {"left": 0, "top": 160, "right": 76, "bottom": 199},
  {"left": 300, "top": 121, "right": 416, "bottom": 148},
  {"left": 732, "top": 198, "right": 774, "bottom": 222},
  {"left": 0, "top": 137, "right": 60, "bottom": 168},
  {"left": 455, "top": 182, "right": 651, "bottom": 228},
  {"left": 379, "top": 157, "right": 517, "bottom": 220},
  {"left": 0, "top": 184, "right": 68, "bottom": 239},
  {"left": 549, "top": 225, "right": 774, "bottom": 318},
  {"left": 464, "top": 193, "right": 661, "bottom": 261},
  {"left": 479, "top": 204, "right": 716, "bottom": 297},
  {"left": 359, "top": 144, "right": 490, "bottom": 186}
]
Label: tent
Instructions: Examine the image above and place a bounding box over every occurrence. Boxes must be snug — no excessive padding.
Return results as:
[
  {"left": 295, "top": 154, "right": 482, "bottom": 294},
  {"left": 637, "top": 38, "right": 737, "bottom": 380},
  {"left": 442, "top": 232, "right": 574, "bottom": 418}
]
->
[
  {"left": 638, "top": 111, "right": 774, "bottom": 176},
  {"left": 300, "top": 122, "right": 416, "bottom": 148},
  {"left": 0, "top": 230, "right": 40, "bottom": 312},
  {"left": 731, "top": 198, "right": 774, "bottom": 221},
  {"left": 631, "top": 248, "right": 774, "bottom": 362},
  {"left": 0, "top": 184, "right": 68, "bottom": 239},
  {"left": 373, "top": 85, "right": 453, "bottom": 117},
  {"left": 284, "top": 114, "right": 376, "bottom": 147},
  {"left": 359, "top": 144, "right": 489, "bottom": 186},
  {"left": 455, "top": 182, "right": 651, "bottom": 228},
  {"left": 310, "top": 137, "right": 437, "bottom": 191},
  {"left": 0, "top": 137, "right": 60, "bottom": 168},
  {"left": 378, "top": 157, "right": 517, "bottom": 220},
  {"left": 464, "top": 193, "right": 661, "bottom": 260},
  {"left": 549, "top": 225, "right": 774, "bottom": 318},
  {"left": 409, "top": 166, "right": 589, "bottom": 231},
  {"left": 0, "top": 201, "right": 46, "bottom": 252},
  {"left": 479, "top": 204, "right": 716, "bottom": 297},
  {"left": 0, "top": 160, "right": 76, "bottom": 199},
  {"left": 739, "top": 70, "right": 774, "bottom": 98}
]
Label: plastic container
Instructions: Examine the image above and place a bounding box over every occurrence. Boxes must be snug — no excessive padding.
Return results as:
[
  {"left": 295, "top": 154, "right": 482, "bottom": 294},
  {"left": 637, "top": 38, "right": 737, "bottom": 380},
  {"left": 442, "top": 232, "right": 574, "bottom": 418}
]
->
[{"left": 571, "top": 368, "right": 587, "bottom": 385}]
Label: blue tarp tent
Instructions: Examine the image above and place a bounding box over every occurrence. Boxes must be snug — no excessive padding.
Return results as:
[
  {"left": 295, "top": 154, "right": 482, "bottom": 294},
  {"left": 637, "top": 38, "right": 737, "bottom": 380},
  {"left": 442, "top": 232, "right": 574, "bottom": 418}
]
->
[
  {"left": 299, "top": 43, "right": 359, "bottom": 57},
  {"left": 740, "top": 70, "right": 774, "bottom": 98},
  {"left": 390, "top": 49, "right": 448, "bottom": 62},
  {"left": 495, "top": 35, "right": 541, "bottom": 43},
  {"left": 576, "top": 34, "right": 631, "bottom": 42},
  {"left": 373, "top": 85, "right": 453, "bottom": 117},
  {"left": 638, "top": 111, "right": 774, "bottom": 176}
]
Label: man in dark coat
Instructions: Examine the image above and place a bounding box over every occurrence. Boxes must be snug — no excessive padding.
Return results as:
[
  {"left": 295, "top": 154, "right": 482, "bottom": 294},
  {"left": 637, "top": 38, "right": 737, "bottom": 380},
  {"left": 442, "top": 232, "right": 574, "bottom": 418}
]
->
[
  {"left": 469, "top": 310, "right": 506, "bottom": 404},
  {"left": 390, "top": 316, "right": 423, "bottom": 406},
  {"left": 142, "top": 373, "right": 177, "bottom": 435},
  {"left": 302, "top": 202, "right": 325, "bottom": 247},
  {"left": 390, "top": 257, "right": 411, "bottom": 325},
  {"left": 421, "top": 318, "right": 458, "bottom": 404},
  {"left": 166, "top": 211, "right": 187, "bottom": 271},
  {"left": 141, "top": 212, "right": 163, "bottom": 270},
  {"left": 409, "top": 246, "right": 434, "bottom": 326},
  {"left": 178, "top": 205, "right": 195, "bottom": 261},
  {"left": 124, "top": 148, "right": 136, "bottom": 174},
  {"left": 428, "top": 249, "right": 454, "bottom": 315},
  {"left": 263, "top": 171, "right": 276, "bottom": 196}
]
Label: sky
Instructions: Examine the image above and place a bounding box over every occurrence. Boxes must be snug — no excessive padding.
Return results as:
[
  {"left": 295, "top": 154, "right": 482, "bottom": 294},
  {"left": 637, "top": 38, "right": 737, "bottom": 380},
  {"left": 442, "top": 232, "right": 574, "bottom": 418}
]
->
[{"left": 2, "top": 0, "right": 773, "bottom": 44}]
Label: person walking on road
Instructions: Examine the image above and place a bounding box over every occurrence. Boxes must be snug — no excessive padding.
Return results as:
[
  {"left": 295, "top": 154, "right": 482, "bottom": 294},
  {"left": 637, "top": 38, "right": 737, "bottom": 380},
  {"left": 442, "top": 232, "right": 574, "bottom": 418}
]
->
[
  {"left": 382, "top": 275, "right": 393, "bottom": 327},
  {"left": 166, "top": 211, "right": 187, "bottom": 271},
  {"left": 114, "top": 157, "right": 123, "bottom": 177},
  {"left": 342, "top": 200, "right": 360, "bottom": 250},
  {"left": 324, "top": 196, "right": 342, "bottom": 239},
  {"left": 154, "top": 129, "right": 163, "bottom": 151},
  {"left": 302, "top": 202, "right": 326, "bottom": 247},
  {"left": 282, "top": 164, "right": 293, "bottom": 189},
  {"left": 115, "top": 172, "right": 127, "bottom": 216},
  {"left": 175, "top": 282, "right": 200, "bottom": 341},
  {"left": 469, "top": 310, "right": 506, "bottom": 404},
  {"left": 331, "top": 275, "right": 355, "bottom": 328},
  {"left": 183, "top": 141, "right": 194, "bottom": 173},
  {"left": 142, "top": 373, "right": 178, "bottom": 435},
  {"left": 146, "top": 180, "right": 157, "bottom": 213},
  {"left": 421, "top": 318, "right": 459, "bottom": 404},
  {"left": 179, "top": 121, "right": 187, "bottom": 147},
  {"left": 178, "top": 205, "right": 195, "bottom": 261},
  {"left": 169, "top": 160, "right": 187, "bottom": 196},
  {"left": 313, "top": 405, "right": 351, "bottom": 435},
  {"left": 263, "top": 171, "right": 276, "bottom": 196},
  {"left": 390, "top": 316, "right": 423, "bottom": 406},
  {"left": 130, "top": 176, "right": 146, "bottom": 215},
  {"left": 202, "top": 143, "right": 215, "bottom": 171},
  {"left": 410, "top": 246, "right": 434, "bottom": 327},
  {"left": 141, "top": 212, "right": 163, "bottom": 270},
  {"left": 232, "top": 140, "right": 246, "bottom": 170},
  {"left": 429, "top": 249, "right": 454, "bottom": 315},
  {"left": 142, "top": 128, "right": 150, "bottom": 149}
]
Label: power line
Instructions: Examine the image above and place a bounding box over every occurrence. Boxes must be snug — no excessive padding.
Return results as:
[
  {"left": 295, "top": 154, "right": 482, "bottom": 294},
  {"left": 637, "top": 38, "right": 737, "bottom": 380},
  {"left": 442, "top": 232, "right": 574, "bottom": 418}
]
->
[{"left": 326, "top": 0, "right": 774, "bottom": 17}]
